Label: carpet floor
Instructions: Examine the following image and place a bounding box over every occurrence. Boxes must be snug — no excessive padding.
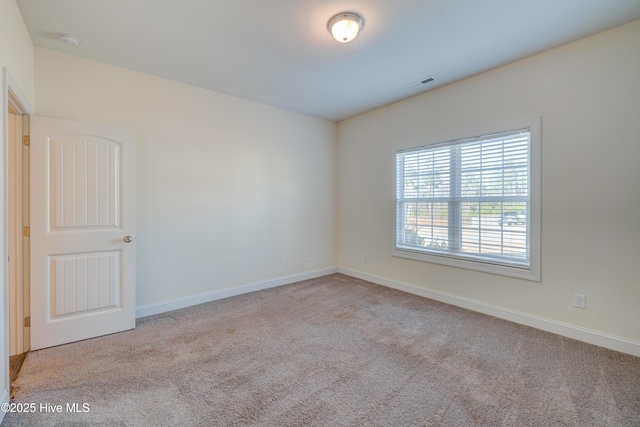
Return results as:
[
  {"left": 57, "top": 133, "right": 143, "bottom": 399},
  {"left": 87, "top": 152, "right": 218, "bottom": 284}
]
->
[{"left": 3, "top": 273, "right": 640, "bottom": 426}]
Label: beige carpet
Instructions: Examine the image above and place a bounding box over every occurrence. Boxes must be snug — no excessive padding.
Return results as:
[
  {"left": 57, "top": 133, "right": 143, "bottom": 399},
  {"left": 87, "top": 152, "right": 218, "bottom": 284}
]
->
[{"left": 3, "top": 274, "right": 640, "bottom": 426}]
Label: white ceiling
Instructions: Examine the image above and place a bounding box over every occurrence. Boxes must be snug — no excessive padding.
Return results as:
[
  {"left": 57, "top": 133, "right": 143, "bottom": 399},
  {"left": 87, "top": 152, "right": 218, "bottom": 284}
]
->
[{"left": 16, "top": 0, "right": 640, "bottom": 122}]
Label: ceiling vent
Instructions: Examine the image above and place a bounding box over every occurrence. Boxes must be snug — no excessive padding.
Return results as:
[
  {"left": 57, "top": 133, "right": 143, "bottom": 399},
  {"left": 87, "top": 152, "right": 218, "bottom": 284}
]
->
[{"left": 408, "top": 77, "right": 435, "bottom": 89}]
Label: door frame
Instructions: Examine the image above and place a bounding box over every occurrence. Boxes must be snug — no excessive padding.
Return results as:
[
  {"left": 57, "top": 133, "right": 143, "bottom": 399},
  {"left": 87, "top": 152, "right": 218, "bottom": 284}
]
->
[
  {"left": 2, "top": 68, "right": 33, "bottom": 412},
  {"left": 7, "top": 88, "right": 30, "bottom": 356}
]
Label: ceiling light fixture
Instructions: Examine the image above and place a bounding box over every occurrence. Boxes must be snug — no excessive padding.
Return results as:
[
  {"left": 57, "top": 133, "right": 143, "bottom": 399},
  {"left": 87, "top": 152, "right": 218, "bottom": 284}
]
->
[
  {"left": 327, "top": 12, "right": 364, "bottom": 43},
  {"left": 58, "top": 33, "right": 81, "bottom": 47}
]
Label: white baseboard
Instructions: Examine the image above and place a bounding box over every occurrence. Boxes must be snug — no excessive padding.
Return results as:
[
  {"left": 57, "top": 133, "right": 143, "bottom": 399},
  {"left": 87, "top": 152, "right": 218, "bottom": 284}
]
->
[
  {"left": 338, "top": 267, "right": 640, "bottom": 358},
  {"left": 136, "top": 267, "right": 339, "bottom": 319}
]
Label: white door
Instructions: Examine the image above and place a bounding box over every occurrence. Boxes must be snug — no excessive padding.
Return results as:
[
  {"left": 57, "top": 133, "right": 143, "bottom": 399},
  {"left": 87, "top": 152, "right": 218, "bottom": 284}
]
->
[{"left": 30, "top": 116, "right": 135, "bottom": 350}]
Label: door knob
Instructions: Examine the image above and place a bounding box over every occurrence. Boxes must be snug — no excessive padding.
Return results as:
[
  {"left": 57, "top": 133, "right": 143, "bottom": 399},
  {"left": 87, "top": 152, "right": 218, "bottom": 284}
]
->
[{"left": 124, "top": 236, "right": 133, "bottom": 243}]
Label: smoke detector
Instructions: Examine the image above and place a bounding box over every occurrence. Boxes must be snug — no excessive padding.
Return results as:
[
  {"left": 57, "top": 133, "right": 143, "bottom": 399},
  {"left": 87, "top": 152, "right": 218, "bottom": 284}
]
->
[{"left": 58, "top": 33, "right": 81, "bottom": 47}]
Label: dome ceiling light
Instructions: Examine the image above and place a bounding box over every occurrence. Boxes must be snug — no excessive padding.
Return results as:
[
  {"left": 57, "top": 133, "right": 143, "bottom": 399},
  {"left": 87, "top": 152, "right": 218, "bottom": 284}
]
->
[{"left": 327, "top": 12, "right": 364, "bottom": 43}]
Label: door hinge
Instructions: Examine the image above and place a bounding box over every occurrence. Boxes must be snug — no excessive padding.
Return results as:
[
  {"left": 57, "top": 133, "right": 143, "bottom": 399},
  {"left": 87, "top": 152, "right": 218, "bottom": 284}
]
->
[
  {"left": 23, "top": 226, "right": 30, "bottom": 237},
  {"left": 23, "top": 135, "right": 30, "bottom": 146},
  {"left": 24, "top": 316, "right": 30, "bottom": 327}
]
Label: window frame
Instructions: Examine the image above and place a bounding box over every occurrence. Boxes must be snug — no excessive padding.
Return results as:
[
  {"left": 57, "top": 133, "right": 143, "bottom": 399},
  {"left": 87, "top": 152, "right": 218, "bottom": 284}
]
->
[{"left": 392, "top": 118, "right": 541, "bottom": 281}]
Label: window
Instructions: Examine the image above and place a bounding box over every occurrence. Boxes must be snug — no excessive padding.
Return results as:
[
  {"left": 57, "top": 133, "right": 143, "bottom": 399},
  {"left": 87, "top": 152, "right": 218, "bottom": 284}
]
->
[{"left": 394, "top": 119, "right": 540, "bottom": 280}]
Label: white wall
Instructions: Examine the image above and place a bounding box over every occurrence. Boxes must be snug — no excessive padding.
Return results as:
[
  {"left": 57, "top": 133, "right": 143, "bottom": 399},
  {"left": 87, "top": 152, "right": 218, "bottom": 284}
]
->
[
  {"left": 0, "top": 0, "right": 34, "bottom": 107},
  {"left": 338, "top": 20, "right": 640, "bottom": 347},
  {"left": 34, "top": 48, "right": 337, "bottom": 309}
]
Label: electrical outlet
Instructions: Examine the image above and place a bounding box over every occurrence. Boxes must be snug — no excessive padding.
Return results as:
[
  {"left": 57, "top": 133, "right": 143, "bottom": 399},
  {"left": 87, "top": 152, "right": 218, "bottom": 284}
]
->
[
  {"left": 573, "top": 293, "right": 586, "bottom": 309},
  {"left": 303, "top": 254, "right": 308, "bottom": 263},
  {"left": 282, "top": 256, "right": 288, "bottom": 266},
  {"left": 364, "top": 254, "right": 369, "bottom": 263}
]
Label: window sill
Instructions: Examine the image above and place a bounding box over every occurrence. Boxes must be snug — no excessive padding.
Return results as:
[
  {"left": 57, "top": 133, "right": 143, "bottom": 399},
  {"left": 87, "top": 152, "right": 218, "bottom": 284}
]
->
[{"left": 392, "top": 247, "right": 540, "bottom": 281}]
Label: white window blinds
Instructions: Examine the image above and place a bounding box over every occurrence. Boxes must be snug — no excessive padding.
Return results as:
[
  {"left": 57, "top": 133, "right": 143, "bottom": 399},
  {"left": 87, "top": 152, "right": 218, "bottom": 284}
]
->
[{"left": 396, "top": 128, "right": 531, "bottom": 269}]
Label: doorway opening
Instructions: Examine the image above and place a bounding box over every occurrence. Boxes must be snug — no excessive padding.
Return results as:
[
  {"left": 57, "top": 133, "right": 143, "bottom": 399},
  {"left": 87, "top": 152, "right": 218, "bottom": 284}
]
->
[{"left": 7, "top": 88, "right": 30, "bottom": 393}]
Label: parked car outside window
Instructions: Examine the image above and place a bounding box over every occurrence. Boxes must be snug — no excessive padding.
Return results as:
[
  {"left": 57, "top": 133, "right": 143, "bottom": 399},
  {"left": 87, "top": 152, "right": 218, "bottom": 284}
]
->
[{"left": 499, "top": 211, "right": 525, "bottom": 226}]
